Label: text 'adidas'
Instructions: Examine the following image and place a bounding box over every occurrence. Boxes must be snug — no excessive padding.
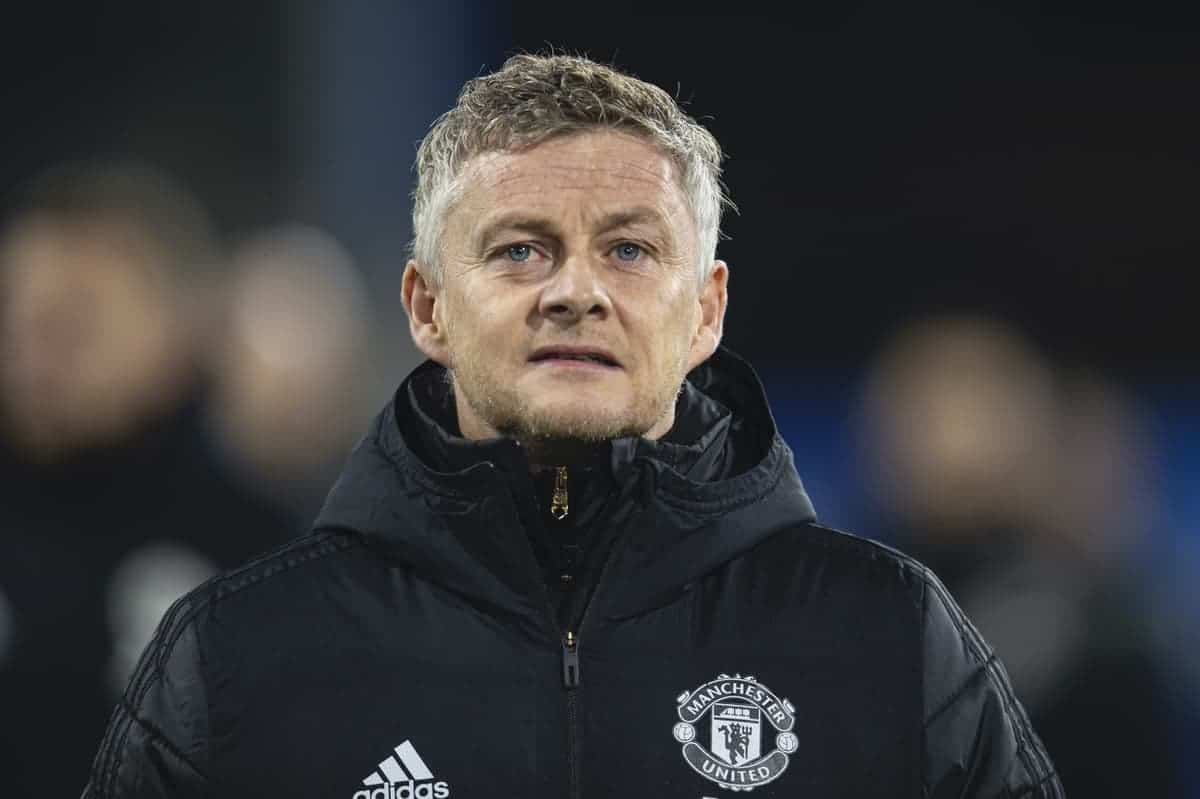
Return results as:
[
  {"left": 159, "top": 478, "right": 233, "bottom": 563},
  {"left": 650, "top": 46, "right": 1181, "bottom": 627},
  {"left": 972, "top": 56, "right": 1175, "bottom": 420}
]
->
[{"left": 353, "top": 740, "right": 450, "bottom": 799}]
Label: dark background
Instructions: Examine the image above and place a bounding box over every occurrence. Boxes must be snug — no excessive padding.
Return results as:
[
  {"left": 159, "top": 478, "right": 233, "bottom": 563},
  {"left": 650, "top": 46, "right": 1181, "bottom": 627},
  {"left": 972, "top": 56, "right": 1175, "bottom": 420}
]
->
[
  {"left": 2, "top": 3, "right": 1197, "bottom": 796},
  {"left": 4, "top": 3, "right": 1196, "bottom": 378}
]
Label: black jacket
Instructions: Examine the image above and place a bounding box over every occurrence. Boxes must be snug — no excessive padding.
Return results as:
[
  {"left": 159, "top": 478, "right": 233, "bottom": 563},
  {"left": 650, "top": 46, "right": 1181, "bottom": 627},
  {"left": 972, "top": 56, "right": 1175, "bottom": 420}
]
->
[{"left": 83, "top": 348, "right": 1063, "bottom": 798}]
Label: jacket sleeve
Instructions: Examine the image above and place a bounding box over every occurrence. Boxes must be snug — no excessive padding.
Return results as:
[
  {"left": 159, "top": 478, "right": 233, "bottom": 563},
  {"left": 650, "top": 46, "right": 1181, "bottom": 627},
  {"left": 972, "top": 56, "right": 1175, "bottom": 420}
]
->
[
  {"left": 81, "top": 598, "right": 211, "bottom": 799},
  {"left": 920, "top": 568, "right": 1065, "bottom": 798}
]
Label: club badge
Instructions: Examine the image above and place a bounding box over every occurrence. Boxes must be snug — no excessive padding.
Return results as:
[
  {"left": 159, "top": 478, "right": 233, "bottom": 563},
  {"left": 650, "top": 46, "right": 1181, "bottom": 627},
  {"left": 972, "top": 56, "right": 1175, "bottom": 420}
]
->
[{"left": 673, "top": 674, "right": 797, "bottom": 792}]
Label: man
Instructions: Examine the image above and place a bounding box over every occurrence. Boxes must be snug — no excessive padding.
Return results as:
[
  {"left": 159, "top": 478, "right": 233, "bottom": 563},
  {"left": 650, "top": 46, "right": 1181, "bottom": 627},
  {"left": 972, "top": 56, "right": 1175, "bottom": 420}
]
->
[{"left": 83, "top": 54, "right": 1063, "bottom": 798}]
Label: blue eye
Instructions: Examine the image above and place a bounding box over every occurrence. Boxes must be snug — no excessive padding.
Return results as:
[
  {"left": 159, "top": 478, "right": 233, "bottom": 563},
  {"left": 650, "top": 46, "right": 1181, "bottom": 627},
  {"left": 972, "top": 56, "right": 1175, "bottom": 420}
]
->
[
  {"left": 506, "top": 244, "right": 533, "bottom": 262},
  {"left": 615, "top": 242, "right": 642, "bottom": 261}
]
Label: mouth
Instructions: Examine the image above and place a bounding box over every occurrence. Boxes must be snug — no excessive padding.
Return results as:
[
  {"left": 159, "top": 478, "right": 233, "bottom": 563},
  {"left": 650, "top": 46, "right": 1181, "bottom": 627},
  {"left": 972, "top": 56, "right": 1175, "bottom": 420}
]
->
[{"left": 529, "top": 346, "right": 621, "bottom": 369}]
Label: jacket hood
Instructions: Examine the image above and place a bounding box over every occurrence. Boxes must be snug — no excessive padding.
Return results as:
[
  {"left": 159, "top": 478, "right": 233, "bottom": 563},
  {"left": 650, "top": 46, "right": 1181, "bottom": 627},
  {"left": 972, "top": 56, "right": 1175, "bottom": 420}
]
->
[{"left": 314, "top": 346, "right": 816, "bottom": 627}]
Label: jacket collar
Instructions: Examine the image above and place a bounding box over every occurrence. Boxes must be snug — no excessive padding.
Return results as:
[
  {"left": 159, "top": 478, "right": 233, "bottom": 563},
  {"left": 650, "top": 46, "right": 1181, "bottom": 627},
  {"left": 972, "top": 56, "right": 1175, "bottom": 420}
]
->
[
  {"left": 314, "top": 346, "right": 817, "bottom": 625},
  {"left": 397, "top": 357, "right": 736, "bottom": 485}
]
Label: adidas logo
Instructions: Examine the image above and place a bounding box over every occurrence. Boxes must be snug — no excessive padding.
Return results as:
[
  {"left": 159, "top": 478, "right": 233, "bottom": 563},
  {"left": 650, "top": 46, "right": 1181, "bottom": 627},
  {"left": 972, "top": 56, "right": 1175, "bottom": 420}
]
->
[{"left": 352, "top": 740, "right": 450, "bottom": 799}]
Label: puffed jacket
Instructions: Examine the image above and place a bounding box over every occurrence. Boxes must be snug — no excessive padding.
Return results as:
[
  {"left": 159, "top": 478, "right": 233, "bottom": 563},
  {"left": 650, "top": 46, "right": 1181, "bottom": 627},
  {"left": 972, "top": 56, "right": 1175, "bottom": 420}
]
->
[{"left": 83, "top": 347, "right": 1063, "bottom": 798}]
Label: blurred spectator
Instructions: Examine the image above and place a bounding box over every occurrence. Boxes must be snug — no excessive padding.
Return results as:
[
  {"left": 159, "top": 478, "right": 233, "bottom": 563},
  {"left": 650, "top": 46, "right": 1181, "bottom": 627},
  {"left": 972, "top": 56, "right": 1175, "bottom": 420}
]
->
[
  {"left": 0, "top": 164, "right": 211, "bottom": 462},
  {"left": 854, "top": 312, "right": 1183, "bottom": 796},
  {"left": 207, "top": 223, "right": 375, "bottom": 522},
  {"left": 0, "top": 161, "right": 292, "bottom": 794}
]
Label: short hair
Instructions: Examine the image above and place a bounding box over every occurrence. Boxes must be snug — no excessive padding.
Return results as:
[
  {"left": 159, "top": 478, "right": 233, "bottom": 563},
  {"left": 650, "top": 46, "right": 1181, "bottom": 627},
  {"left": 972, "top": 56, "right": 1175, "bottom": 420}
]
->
[{"left": 411, "top": 53, "right": 732, "bottom": 286}]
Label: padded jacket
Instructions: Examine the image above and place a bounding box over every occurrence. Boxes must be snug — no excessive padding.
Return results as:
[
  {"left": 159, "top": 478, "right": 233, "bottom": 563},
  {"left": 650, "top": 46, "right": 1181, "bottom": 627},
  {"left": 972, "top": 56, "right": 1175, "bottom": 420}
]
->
[{"left": 83, "top": 348, "right": 1063, "bottom": 798}]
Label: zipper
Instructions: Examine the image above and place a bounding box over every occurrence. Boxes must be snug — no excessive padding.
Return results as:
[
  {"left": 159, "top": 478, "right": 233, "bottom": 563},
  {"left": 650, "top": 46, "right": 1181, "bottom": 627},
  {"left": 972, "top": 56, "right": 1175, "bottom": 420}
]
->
[
  {"left": 563, "top": 630, "right": 581, "bottom": 799},
  {"left": 562, "top": 630, "right": 580, "bottom": 687},
  {"left": 561, "top": 532, "right": 629, "bottom": 799},
  {"left": 550, "top": 465, "right": 569, "bottom": 520},
  {"left": 526, "top": 461, "right": 644, "bottom": 799},
  {"left": 559, "top": 478, "right": 642, "bottom": 799},
  {"left": 552, "top": 466, "right": 581, "bottom": 798}
]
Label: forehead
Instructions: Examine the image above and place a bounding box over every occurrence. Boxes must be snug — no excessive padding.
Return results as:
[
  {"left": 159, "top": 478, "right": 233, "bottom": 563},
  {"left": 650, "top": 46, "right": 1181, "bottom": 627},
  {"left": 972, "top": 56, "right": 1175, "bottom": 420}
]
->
[{"left": 453, "top": 130, "right": 689, "bottom": 230}]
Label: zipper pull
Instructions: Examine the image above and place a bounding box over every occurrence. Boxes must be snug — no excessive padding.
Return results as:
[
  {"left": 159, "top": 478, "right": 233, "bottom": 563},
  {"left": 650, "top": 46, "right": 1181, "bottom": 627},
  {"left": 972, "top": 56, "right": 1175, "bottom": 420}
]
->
[
  {"left": 550, "top": 465, "right": 569, "bottom": 520},
  {"left": 562, "top": 631, "right": 580, "bottom": 688}
]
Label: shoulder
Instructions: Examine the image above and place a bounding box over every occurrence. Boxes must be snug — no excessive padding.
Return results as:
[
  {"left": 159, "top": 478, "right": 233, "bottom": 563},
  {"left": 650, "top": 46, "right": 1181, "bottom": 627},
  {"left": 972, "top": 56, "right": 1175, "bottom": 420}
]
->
[
  {"left": 755, "top": 521, "right": 937, "bottom": 608},
  {"left": 184, "top": 529, "right": 360, "bottom": 605},
  {"left": 195, "top": 529, "right": 365, "bottom": 603},
  {"left": 775, "top": 525, "right": 1062, "bottom": 793},
  {"left": 88, "top": 531, "right": 372, "bottom": 795},
  {"left": 755, "top": 521, "right": 1021, "bottom": 686},
  {"left": 130, "top": 530, "right": 367, "bottom": 681},
  {"left": 772, "top": 522, "right": 1000, "bottom": 666},
  {"left": 112, "top": 529, "right": 372, "bottom": 732}
]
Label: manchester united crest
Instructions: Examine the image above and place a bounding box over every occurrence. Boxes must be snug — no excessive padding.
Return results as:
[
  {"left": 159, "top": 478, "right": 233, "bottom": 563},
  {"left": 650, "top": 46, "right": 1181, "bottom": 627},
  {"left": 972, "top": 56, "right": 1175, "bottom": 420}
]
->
[{"left": 672, "top": 674, "right": 797, "bottom": 792}]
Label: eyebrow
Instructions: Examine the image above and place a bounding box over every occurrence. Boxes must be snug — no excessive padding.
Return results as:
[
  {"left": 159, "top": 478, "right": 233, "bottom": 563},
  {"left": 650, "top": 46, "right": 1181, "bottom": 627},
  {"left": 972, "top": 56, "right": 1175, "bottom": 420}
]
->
[{"left": 476, "top": 207, "right": 670, "bottom": 249}]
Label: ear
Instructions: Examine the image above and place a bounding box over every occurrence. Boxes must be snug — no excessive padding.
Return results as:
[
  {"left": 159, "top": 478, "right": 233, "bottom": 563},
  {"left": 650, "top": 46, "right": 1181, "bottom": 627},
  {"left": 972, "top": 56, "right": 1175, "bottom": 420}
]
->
[
  {"left": 686, "top": 260, "right": 729, "bottom": 371},
  {"left": 401, "top": 260, "right": 451, "bottom": 365}
]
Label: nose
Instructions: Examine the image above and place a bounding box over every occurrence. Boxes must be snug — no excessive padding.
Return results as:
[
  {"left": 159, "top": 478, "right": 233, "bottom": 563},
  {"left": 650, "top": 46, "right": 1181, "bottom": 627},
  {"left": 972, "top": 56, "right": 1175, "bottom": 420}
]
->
[{"left": 537, "top": 252, "right": 610, "bottom": 324}]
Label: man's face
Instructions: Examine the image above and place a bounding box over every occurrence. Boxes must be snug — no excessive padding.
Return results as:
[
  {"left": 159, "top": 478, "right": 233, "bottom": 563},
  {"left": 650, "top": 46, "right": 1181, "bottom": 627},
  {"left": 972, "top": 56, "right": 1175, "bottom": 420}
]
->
[{"left": 405, "top": 130, "right": 726, "bottom": 443}]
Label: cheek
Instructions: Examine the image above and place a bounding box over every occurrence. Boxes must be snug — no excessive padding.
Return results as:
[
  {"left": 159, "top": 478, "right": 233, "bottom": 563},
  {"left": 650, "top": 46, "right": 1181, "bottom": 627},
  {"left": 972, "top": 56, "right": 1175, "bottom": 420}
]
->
[
  {"left": 470, "top": 304, "right": 516, "bottom": 344},
  {"left": 442, "top": 288, "right": 523, "bottom": 355},
  {"left": 628, "top": 293, "right": 696, "bottom": 371},
  {"left": 658, "top": 288, "right": 700, "bottom": 347}
]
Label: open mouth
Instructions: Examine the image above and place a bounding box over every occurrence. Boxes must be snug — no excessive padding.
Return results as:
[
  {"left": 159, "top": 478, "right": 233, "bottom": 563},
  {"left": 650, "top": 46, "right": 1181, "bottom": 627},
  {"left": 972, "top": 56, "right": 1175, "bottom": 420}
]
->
[{"left": 529, "top": 347, "right": 620, "bottom": 368}]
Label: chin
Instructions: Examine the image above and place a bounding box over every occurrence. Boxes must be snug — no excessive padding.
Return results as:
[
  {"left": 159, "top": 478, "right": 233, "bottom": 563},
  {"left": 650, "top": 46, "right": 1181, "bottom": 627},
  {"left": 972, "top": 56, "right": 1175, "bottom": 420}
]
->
[{"left": 516, "top": 398, "right": 644, "bottom": 442}]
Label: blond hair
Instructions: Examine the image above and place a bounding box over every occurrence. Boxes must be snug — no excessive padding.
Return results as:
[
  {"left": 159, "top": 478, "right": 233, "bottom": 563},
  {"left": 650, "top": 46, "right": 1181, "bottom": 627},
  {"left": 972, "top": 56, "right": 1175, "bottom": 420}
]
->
[{"left": 411, "top": 53, "right": 731, "bottom": 285}]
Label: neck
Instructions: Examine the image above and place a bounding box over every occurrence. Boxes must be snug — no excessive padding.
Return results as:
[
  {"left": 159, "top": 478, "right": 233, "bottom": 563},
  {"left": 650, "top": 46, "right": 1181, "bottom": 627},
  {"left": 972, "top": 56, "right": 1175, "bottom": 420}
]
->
[
  {"left": 451, "top": 393, "right": 676, "bottom": 470},
  {"left": 451, "top": 385, "right": 675, "bottom": 472},
  {"left": 518, "top": 438, "right": 611, "bottom": 470}
]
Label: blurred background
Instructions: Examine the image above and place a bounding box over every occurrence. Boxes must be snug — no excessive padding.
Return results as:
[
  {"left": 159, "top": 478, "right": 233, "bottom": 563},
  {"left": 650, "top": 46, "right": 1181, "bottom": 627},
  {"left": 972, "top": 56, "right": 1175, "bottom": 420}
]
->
[{"left": 0, "top": 2, "right": 1195, "bottom": 796}]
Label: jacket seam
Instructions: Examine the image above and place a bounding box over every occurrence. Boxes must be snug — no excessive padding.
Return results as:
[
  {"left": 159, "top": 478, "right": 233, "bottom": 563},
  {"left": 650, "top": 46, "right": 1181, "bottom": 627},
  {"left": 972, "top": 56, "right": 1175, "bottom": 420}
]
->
[
  {"left": 382, "top": 418, "right": 491, "bottom": 501},
  {"left": 984, "top": 653, "right": 1056, "bottom": 792},
  {"left": 1008, "top": 768, "right": 1063, "bottom": 798},
  {"left": 654, "top": 439, "right": 788, "bottom": 513},
  {"left": 128, "top": 533, "right": 357, "bottom": 713},
  {"left": 99, "top": 534, "right": 350, "bottom": 794},
  {"left": 919, "top": 575, "right": 928, "bottom": 797},
  {"left": 122, "top": 576, "right": 196, "bottom": 721},
  {"left": 350, "top": 409, "right": 478, "bottom": 502},
  {"left": 110, "top": 700, "right": 208, "bottom": 792},
  {"left": 798, "top": 525, "right": 928, "bottom": 613},
  {"left": 924, "top": 571, "right": 1055, "bottom": 793},
  {"left": 105, "top": 533, "right": 356, "bottom": 795},
  {"left": 922, "top": 654, "right": 997, "bottom": 728},
  {"left": 394, "top": 450, "right": 483, "bottom": 500},
  {"left": 152, "top": 533, "right": 355, "bottom": 690},
  {"left": 102, "top": 583, "right": 199, "bottom": 795},
  {"left": 194, "top": 612, "right": 212, "bottom": 780},
  {"left": 99, "top": 709, "right": 135, "bottom": 797}
]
